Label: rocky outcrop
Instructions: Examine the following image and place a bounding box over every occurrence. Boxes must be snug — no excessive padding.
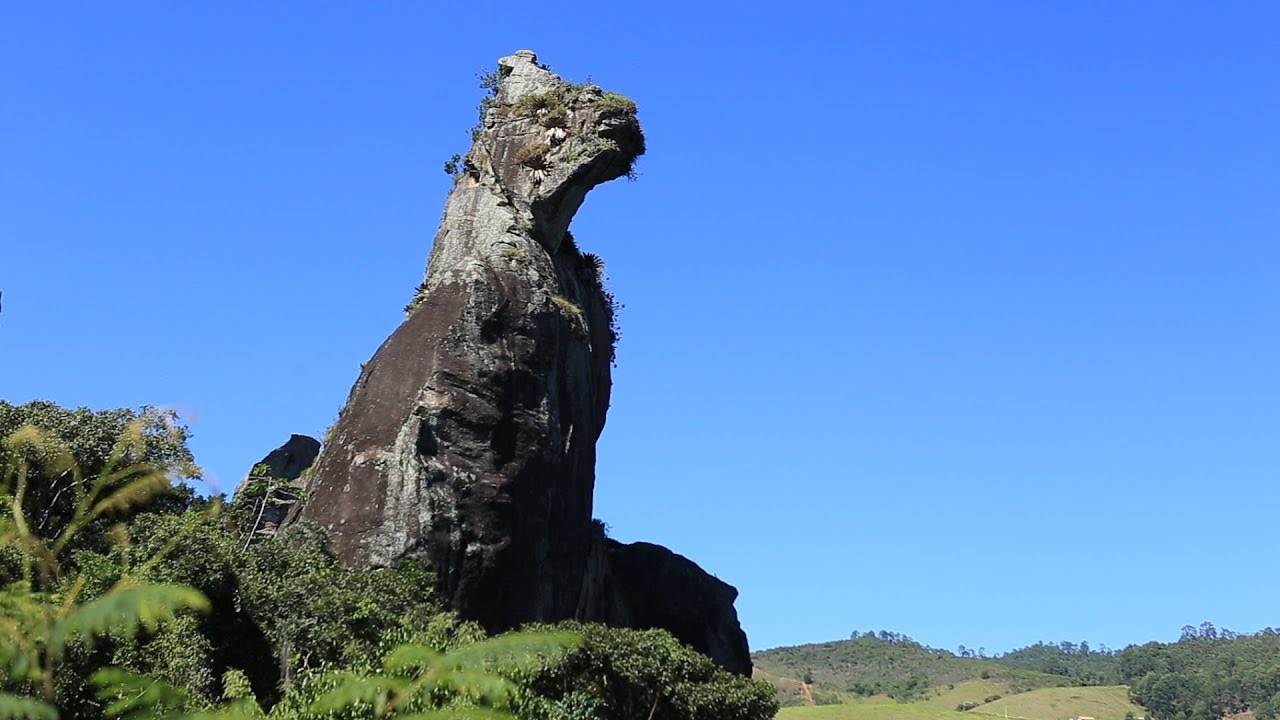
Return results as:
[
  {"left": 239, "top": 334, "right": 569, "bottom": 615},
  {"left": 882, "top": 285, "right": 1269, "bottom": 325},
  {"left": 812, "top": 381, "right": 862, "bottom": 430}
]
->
[
  {"left": 581, "top": 540, "right": 753, "bottom": 676},
  {"left": 232, "top": 434, "right": 321, "bottom": 541},
  {"left": 293, "top": 50, "right": 751, "bottom": 674}
]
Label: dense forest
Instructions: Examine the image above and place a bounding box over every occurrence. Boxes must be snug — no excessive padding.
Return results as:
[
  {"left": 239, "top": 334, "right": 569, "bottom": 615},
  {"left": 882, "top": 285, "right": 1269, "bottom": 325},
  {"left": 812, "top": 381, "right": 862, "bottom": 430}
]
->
[{"left": 0, "top": 401, "right": 778, "bottom": 720}]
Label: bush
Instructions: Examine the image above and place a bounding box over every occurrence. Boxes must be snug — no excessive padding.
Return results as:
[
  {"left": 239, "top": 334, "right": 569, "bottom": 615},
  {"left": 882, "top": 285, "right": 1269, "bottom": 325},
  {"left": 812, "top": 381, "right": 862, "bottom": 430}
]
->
[{"left": 516, "top": 623, "right": 778, "bottom": 720}]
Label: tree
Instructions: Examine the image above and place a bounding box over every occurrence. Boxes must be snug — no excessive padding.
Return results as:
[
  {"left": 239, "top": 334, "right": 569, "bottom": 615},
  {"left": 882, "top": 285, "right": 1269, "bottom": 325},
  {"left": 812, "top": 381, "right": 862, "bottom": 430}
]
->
[{"left": 0, "top": 401, "right": 199, "bottom": 545}]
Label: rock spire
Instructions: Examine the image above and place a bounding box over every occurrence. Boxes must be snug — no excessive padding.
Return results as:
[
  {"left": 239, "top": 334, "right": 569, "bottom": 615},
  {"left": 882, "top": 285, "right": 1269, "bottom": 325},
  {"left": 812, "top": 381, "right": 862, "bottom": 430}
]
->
[{"left": 290, "top": 51, "right": 750, "bottom": 674}]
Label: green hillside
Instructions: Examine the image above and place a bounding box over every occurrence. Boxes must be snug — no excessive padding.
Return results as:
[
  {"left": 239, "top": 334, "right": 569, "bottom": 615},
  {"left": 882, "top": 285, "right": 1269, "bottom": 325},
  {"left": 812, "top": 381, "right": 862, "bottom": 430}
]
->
[
  {"left": 753, "top": 633, "right": 1077, "bottom": 704},
  {"left": 970, "top": 685, "right": 1143, "bottom": 720}
]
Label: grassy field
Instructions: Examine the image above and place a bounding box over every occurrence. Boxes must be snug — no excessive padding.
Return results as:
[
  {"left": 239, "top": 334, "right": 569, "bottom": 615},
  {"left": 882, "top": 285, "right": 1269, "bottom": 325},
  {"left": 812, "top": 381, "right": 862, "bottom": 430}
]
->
[
  {"left": 921, "top": 680, "right": 1013, "bottom": 710},
  {"left": 775, "top": 688, "right": 1144, "bottom": 720},
  {"left": 754, "top": 666, "right": 814, "bottom": 707},
  {"left": 969, "top": 686, "right": 1143, "bottom": 720},
  {"left": 778, "top": 703, "right": 978, "bottom": 720}
]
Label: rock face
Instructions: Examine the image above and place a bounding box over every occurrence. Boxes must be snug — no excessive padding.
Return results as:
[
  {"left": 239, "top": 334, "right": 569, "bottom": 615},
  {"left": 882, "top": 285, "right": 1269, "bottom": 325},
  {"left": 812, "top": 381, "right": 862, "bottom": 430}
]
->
[
  {"left": 294, "top": 51, "right": 751, "bottom": 674},
  {"left": 232, "top": 434, "right": 321, "bottom": 540}
]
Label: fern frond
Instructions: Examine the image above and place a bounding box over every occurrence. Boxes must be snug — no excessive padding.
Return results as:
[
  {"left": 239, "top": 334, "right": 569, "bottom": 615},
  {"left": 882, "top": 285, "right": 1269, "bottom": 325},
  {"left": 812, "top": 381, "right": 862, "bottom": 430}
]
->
[
  {"left": 397, "top": 709, "right": 515, "bottom": 720},
  {"left": 122, "top": 501, "right": 221, "bottom": 584},
  {"left": 308, "top": 673, "right": 404, "bottom": 715},
  {"left": 92, "top": 667, "right": 190, "bottom": 720},
  {"left": 88, "top": 470, "right": 172, "bottom": 519},
  {"left": 50, "top": 584, "right": 209, "bottom": 657},
  {"left": 4, "top": 426, "right": 76, "bottom": 479},
  {"left": 383, "top": 644, "right": 444, "bottom": 672},
  {"left": 50, "top": 467, "right": 171, "bottom": 560},
  {"left": 439, "top": 631, "right": 579, "bottom": 672},
  {"left": 97, "top": 421, "right": 147, "bottom": 489},
  {"left": 178, "top": 702, "right": 266, "bottom": 720},
  {"left": 0, "top": 692, "right": 57, "bottom": 720},
  {"left": 425, "top": 670, "right": 516, "bottom": 706},
  {"left": 0, "top": 584, "right": 45, "bottom": 682}
]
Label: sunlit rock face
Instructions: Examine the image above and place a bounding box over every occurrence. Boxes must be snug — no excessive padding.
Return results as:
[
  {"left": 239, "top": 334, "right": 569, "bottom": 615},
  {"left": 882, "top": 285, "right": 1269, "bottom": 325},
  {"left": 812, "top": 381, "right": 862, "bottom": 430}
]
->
[{"left": 293, "top": 51, "right": 750, "bottom": 675}]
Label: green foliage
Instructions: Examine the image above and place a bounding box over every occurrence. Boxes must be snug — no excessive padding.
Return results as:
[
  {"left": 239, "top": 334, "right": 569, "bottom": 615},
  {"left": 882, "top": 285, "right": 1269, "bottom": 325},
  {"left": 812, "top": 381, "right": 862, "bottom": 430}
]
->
[
  {"left": 595, "top": 92, "right": 637, "bottom": 118},
  {"left": 512, "top": 90, "right": 567, "bottom": 119},
  {"left": 1118, "top": 625, "right": 1280, "bottom": 720},
  {"left": 573, "top": 250, "right": 623, "bottom": 367},
  {"left": 472, "top": 66, "right": 505, "bottom": 136},
  {"left": 0, "top": 417, "right": 211, "bottom": 718},
  {"left": 754, "top": 632, "right": 1078, "bottom": 704},
  {"left": 549, "top": 296, "right": 586, "bottom": 337},
  {"left": 517, "top": 623, "right": 777, "bottom": 720},
  {"left": 0, "top": 692, "right": 58, "bottom": 720},
  {"left": 404, "top": 281, "right": 429, "bottom": 316},
  {"left": 0, "top": 401, "right": 199, "bottom": 549},
  {"left": 5, "top": 403, "right": 770, "bottom": 720},
  {"left": 998, "top": 641, "right": 1120, "bottom": 685},
  {"left": 312, "top": 631, "right": 576, "bottom": 719}
]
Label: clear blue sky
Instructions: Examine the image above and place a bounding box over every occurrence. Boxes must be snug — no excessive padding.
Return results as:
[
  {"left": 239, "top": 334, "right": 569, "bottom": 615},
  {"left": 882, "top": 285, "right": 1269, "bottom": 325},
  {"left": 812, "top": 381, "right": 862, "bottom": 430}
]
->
[{"left": 3, "top": 3, "right": 1278, "bottom": 655}]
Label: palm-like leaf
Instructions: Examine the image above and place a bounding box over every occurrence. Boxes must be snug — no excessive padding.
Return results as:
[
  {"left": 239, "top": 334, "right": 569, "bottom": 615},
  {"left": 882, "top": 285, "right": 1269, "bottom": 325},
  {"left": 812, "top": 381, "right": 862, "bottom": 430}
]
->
[
  {"left": 313, "top": 631, "right": 578, "bottom": 718},
  {"left": 0, "top": 692, "right": 57, "bottom": 720},
  {"left": 436, "top": 631, "right": 579, "bottom": 673},
  {"left": 396, "top": 709, "right": 516, "bottom": 720},
  {"left": 309, "top": 673, "right": 406, "bottom": 715},
  {"left": 50, "top": 584, "right": 209, "bottom": 657},
  {"left": 93, "top": 670, "right": 269, "bottom": 720},
  {"left": 92, "top": 667, "right": 190, "bottom": 720}
]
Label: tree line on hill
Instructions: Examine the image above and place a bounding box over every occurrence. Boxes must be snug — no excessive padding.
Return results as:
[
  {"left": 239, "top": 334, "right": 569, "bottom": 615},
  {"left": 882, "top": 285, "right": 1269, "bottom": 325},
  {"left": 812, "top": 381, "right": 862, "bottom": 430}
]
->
[{"left": 1119, "top": 622, "right": 1280, "bottom": 720}]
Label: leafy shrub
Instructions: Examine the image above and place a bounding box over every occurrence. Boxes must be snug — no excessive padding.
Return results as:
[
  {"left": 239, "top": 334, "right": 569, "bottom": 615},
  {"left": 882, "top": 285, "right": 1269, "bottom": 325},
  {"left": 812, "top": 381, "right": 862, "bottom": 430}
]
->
[
  {"left": 595, "top": 92, "right": 637, "bottom": 118},
  {"left": 516, "top": 623, "right": 778, "bottom": 720}
]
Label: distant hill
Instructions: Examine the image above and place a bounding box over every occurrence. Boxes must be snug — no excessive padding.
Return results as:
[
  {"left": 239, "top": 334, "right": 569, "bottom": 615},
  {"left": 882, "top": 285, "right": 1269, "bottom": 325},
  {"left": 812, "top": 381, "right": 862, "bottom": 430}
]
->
[
  {"left": 752, "top": 633, "right": 1090, "bottom": 706},
  {"left": 759, "top": 624, "right": 1280, "bottom": 720}
]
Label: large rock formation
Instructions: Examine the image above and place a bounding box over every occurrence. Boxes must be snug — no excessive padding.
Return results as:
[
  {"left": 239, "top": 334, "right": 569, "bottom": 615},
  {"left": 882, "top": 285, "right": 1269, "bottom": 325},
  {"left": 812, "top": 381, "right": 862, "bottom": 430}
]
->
[{"left": 294, "top": 50, "right": 750, "bottom": 674}]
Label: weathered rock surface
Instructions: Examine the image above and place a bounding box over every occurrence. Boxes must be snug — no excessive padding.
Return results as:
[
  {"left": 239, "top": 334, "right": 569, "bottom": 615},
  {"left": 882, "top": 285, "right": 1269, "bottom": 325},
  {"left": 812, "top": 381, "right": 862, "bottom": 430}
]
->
[
  {"left": 293, "top": 50, "right": 751, "bottom": 674},
  {"left": 232, "top": 434, "right": 321, "bottom": 540}
]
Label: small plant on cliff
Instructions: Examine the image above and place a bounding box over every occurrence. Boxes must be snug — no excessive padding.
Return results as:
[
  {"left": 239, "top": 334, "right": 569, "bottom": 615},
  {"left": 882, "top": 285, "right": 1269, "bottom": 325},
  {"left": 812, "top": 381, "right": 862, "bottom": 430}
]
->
[
  {"left": 594, "top": 92, "right": 637, "bottom": 118},
  {"left": 474, "top": 66, "right": 504, "bottom": 127},
  {"left": 514, "top": 140, "right": 551, "bottom": 168},
  {"left": 513, "top": 90, "right": 568, "bottom": 119},
  {"left": 443, "top": 154, "right": 462, "bottom": 176},
  {"left": 573, "top": 253, "right": 623, "bottom": 367},
  {"left": 404, "top": 280, "right": 429, "bottom": 315},
  {"left": 550, "top": 296, "right": 587, "bottom": 337}
]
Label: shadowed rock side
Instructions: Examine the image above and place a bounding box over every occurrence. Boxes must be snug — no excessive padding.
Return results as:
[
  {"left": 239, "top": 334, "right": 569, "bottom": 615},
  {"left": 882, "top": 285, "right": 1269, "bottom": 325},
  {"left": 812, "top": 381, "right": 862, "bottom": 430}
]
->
[
  {"left": 293, "top": 50, "right": 751, "bottom": 675},
  {"left": 580, "top": 540, "right": 753, "bottom": 676}
]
